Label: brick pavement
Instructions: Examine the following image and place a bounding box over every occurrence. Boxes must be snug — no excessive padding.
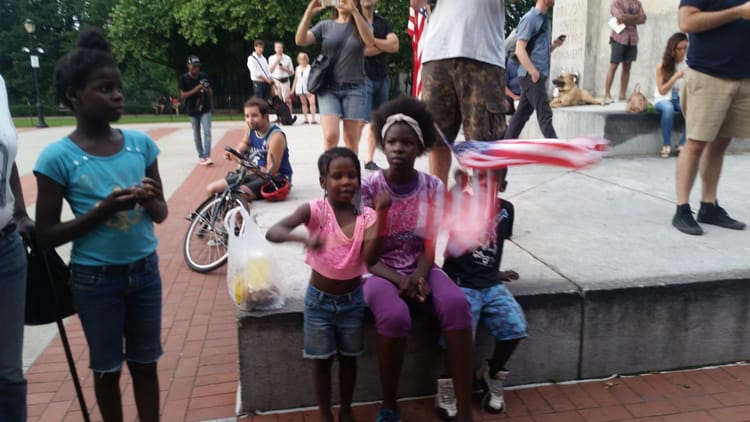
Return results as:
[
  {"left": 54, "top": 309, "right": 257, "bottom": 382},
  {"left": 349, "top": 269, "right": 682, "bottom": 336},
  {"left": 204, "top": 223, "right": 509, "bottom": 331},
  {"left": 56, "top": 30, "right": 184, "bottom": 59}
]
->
[{"left": 21, "top": 127, "right": 750, "bottom": 422}]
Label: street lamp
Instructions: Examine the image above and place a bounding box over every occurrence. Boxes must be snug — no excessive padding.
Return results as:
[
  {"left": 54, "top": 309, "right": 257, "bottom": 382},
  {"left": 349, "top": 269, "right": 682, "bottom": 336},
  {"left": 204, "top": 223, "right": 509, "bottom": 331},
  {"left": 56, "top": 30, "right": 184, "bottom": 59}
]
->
[{"left": 22, "top": 18, "right": 48, "bottom": 128}]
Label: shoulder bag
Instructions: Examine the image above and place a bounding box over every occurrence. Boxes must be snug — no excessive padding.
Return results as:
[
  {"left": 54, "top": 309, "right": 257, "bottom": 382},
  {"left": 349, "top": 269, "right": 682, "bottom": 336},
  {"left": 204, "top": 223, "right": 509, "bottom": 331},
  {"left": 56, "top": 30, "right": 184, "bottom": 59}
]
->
[
  {"left": 625, "top": 83, "right": 650, "bottom": 113},
  {"left": 307, "top": 27, "right": 351, "bottom": 94}
]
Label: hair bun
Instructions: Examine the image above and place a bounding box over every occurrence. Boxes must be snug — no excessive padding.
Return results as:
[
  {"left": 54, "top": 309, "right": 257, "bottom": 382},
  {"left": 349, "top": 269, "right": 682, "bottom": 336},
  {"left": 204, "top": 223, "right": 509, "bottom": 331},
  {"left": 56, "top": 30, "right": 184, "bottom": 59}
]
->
[{"left": 76, "top": 27, "right": 111, "bottom": 53}]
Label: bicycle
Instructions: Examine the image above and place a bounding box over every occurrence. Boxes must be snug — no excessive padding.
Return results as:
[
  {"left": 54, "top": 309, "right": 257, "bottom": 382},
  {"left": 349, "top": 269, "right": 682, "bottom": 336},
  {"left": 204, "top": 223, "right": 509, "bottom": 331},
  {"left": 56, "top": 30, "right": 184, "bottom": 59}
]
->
[{"left": 183, "top": 147, "right": 285, "bottom": 273}]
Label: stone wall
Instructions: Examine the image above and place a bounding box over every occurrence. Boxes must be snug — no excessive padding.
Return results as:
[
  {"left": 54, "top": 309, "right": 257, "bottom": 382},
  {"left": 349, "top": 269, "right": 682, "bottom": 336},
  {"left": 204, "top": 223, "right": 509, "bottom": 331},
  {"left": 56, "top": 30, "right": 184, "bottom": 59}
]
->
[{"left": 551, "top": 0, "right": 681, "bottom": 100}]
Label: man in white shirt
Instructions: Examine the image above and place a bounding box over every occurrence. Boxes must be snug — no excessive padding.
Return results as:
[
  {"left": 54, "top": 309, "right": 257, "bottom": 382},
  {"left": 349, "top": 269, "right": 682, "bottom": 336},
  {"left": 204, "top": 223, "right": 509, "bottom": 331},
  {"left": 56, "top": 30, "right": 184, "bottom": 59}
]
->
[
  {"left": 247, "top": 39, "right": 274, "bottom": 99},
  {"left": 268, "top": 41, "right": 295, "bottom": 111}
]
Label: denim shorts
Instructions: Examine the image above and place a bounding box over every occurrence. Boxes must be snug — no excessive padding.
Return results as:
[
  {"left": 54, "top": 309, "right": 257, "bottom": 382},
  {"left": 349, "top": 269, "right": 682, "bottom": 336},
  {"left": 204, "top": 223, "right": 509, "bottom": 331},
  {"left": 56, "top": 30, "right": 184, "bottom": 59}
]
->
[
  {"left": 303, "top": 284, "right": 366, "bottom": 359},
  {"left": 317, "top": 82, "right": 368, "bottom": 121},
  {"left": 461, "top": 284, "right": 527, "bottom": 342},
  {"left": 70, "top": 253, "right": 163, "bottom": 372},
  {"left": 364, "top": 76, "right": 390, "bottom": 122}
]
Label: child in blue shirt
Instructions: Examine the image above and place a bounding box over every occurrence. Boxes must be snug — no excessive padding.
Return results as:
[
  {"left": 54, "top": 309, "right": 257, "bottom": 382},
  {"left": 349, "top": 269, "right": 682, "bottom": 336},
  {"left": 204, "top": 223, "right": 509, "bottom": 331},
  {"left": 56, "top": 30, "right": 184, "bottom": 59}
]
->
[{"left": 34, "top": 27, "right": 167, "bottom": 422}]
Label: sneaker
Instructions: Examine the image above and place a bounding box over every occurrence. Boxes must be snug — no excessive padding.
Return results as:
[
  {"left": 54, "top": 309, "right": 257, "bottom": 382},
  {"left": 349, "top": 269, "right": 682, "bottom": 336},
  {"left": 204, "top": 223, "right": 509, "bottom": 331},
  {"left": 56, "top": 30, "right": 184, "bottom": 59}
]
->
[
  {"left": 603, "top": 96, "right": 614, "bottom": 105},
  {"left": 476, "top": 362, "right": 508, "bottom": 412},
  {"left": 199, "top": 158, "right": 208, "bottom": 165},
  {"left": 204, "top": 157, "right": 214, "bottom": 166},
  {"left": 375, "top": 407, "right": 400, "bottom": 422},
  {"left": 672, "top": 204, "right": 703, "bottom": 235},
  {"left": 364, "top": 161, "right": 381, "bottom": 171},
  {"left": 697, "top": 201, "right": 746, "bottom": 230},
  {"left": 435, "top": 378, "right": 457, "bottom": 421}
]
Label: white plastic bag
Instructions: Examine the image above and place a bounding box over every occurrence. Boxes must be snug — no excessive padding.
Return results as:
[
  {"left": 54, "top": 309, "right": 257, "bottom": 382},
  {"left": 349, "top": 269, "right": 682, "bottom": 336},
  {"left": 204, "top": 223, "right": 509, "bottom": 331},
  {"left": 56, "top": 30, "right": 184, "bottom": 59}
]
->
[{"left": 223, "top": 206, "right": 285, "bottom": 311}]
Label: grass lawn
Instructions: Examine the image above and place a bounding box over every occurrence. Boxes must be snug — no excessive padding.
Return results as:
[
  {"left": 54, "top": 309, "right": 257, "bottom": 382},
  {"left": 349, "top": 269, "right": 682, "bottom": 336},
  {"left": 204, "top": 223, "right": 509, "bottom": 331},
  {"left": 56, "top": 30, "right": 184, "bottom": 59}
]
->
[{"left": 13, "top": 112, "right": 244, "bottom": 128}]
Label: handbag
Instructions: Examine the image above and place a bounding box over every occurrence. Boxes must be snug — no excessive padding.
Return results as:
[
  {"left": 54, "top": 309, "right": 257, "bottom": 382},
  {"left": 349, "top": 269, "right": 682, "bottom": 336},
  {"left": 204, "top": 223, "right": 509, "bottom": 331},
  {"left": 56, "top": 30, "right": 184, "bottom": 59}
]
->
[
  {"left": 307, "top": 27, "right": 351, "bottom": 94},
  {"left": 625, "top": 83, "right": 650, "bottom": 113},
  {"left": 24, "top": 236, "right": 76, "bottom": 325}
]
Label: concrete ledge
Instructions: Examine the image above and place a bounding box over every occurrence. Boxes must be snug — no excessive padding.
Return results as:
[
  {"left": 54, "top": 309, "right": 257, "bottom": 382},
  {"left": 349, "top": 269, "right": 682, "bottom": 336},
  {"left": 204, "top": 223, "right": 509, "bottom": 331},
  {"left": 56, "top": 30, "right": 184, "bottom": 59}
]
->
[
  {"left": 519, "top": 104, "right": 750, "bottom": 156},
  {"left": 238, "top": 274, "right": 750, "bottom": 413}
]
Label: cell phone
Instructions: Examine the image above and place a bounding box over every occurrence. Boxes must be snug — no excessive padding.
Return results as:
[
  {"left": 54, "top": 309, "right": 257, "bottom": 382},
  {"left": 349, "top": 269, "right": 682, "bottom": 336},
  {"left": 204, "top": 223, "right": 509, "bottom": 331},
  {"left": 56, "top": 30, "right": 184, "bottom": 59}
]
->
[
  {"left": 558, "top": 35, "right": 567, "bottom": 41},
  {"left": 321, "top": 0, "right": 340, "bottom": 7}
]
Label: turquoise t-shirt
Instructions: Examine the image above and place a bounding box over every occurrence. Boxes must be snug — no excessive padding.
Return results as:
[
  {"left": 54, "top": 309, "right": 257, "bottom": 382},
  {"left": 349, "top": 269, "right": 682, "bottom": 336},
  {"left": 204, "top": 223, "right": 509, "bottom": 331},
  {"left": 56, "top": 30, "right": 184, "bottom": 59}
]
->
[{"left": 34, "top": 129, "right": 160, "bottom": 265}]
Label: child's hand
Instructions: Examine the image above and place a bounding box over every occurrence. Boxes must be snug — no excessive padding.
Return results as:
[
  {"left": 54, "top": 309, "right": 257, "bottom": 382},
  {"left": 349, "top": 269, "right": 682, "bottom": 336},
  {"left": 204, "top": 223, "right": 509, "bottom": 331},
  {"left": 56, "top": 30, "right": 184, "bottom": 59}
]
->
[
  {"left": 134, "top": 177, "right": 163, "bottom": 204},
  {"left": 102, "top": 188, "right": 138, "bottom": 213},
  {"left": 374, "top": 191, "right": 392, "bottom": 211},
  {"left": 499, "top": 270, "right": 519, "bottom": 282}
]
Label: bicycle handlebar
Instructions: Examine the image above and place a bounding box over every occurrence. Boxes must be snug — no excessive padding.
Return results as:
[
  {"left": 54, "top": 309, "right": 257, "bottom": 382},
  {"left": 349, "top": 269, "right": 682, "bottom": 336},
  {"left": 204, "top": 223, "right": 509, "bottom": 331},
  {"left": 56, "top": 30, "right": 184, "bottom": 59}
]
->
[{"left": 223, "top": 146, "right": 276, "bottom": 180}]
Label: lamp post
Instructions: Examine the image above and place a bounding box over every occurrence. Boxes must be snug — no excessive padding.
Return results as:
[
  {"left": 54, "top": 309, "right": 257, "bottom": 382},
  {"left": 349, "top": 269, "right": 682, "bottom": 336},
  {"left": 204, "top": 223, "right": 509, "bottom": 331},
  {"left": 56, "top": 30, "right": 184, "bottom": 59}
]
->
[{"left": 22, "top": 18, "right": 48, "bottom": 128}]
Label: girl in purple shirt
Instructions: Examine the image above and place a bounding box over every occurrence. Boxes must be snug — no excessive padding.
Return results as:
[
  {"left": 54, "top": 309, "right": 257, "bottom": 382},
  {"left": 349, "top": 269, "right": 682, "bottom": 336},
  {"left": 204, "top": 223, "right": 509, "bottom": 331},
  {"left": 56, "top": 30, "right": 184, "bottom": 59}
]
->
[{"left": 361, "top": 97, "right": 474, "bottom": 422}]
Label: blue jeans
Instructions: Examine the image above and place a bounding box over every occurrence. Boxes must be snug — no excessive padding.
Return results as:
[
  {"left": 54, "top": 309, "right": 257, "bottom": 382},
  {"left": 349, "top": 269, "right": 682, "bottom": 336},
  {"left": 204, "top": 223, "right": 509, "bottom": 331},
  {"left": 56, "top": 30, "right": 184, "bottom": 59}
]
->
[
  {"left": 317, "top": 82, "right": 368, "bottom": 121},
  {"left": 71, "top": 253, "right": 163, "bottom": 372},
  {"left": 0, "top": 229, "right": 27, "bottom": 421},
  {"left": 189, "top": 112, "right": 212, "bottom": 159},
  {"left": 303, "top": 284, "right": 366, "bottom": 359},
  {"left": 655, "top": 91, "right": 685, "bottom": 147},
  {"left": 364, "top": 76, "right": 390, "bottom": 122}
]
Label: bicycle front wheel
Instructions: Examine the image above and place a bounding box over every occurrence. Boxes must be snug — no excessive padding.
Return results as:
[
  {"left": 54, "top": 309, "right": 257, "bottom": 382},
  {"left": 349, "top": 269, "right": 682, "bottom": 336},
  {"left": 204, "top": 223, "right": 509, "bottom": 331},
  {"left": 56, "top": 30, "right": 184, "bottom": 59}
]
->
[{"left": 183, "top": 195, "right": 249, "bottom": 272}]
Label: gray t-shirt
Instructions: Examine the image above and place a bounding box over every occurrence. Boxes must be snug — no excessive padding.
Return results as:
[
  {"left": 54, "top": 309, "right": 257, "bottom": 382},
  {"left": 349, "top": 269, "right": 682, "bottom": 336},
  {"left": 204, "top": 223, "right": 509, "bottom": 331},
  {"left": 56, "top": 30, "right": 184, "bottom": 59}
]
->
[
  {"left": 421, "top": 0, "right": 507, "bottom": 68},
  {"left": 311, "top": 20, "right": 366, "bottom": 84}
]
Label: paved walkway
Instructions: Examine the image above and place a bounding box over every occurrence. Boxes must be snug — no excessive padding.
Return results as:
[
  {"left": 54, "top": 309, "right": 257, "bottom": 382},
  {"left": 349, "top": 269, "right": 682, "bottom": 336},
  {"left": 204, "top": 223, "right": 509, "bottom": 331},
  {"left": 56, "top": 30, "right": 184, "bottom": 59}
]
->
[{"left": 16, "top": 121, "right": 750, "bottom": 421}]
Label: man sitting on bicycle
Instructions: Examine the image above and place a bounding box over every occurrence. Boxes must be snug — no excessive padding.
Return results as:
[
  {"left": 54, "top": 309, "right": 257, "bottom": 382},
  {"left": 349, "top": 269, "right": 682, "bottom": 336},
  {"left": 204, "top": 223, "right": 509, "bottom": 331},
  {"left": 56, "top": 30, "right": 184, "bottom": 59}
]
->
[{"left": 206, "top": 97, "right": 293, "bottom": 200}]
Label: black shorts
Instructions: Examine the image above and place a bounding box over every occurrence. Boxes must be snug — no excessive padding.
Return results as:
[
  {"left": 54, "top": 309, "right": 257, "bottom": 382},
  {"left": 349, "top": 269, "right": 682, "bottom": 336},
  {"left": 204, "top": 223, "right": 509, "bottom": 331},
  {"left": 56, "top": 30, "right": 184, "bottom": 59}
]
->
[
  {"left": 226, "top": 172, "right": 285, "bottom": 198},
  {"left": 610, "top": 39, "right": 638, "bottom": 64}
]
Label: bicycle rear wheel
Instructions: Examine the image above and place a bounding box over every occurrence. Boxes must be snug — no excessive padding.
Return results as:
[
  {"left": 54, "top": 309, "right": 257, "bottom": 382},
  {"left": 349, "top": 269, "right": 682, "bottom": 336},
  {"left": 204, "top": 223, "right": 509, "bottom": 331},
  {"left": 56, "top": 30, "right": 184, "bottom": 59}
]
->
[{"left": 183, "top": 195, "right": 249, "bottom": 272}]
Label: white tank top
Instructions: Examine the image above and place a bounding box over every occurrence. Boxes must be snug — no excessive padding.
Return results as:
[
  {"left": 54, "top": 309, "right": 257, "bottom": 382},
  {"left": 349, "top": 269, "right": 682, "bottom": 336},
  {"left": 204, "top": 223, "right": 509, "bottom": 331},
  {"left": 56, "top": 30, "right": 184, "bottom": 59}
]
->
[
  {"left": 295, "top": 65, "right": 310, "bottom": 95},
  {"left": 654, "top": 61, "right": 686, "bottom": 103},
  {"left": 0, "top": 75, "right": 18, "bottom": 229}
]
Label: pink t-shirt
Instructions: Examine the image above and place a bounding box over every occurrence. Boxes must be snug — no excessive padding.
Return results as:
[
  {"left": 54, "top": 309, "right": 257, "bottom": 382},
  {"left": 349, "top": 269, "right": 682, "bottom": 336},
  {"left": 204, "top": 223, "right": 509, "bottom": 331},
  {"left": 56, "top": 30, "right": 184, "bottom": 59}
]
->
[{"left": 304, "top": 198, "right": 377, "bottom": 280}]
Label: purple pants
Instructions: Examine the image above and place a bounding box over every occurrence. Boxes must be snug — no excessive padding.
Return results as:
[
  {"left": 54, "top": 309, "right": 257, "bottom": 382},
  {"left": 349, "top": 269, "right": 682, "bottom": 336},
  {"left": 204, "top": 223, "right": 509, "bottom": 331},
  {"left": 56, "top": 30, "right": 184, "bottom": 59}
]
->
[{"left": 364, "top": 266, "right": 472, "bottom": 337}]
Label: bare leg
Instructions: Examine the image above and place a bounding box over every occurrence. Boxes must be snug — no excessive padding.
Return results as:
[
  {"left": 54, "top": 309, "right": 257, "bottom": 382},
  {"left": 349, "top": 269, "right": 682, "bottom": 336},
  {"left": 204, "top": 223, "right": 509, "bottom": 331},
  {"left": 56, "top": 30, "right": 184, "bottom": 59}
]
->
[
  {"left": 699, "top": 137, "right": 731, "bottom": 203},
  {"left": 429, "top": 145, "right": 453, "bottom": 186},
  {"left": 619, "top": 61, "right": 632, "bottom": 99},
  {"left": 675, "top": 139, "right": 706, "bottom": 204},
  {"left": 94, "top": 371, "right": 123, "bottom": 422},
  {"left": 444, "top": 328, "right": 474, "bottom": 422},
  {"left": 375, "top": 335, "right": 407, "bottom": 410},
  {"left": 128, "top": 361, "right": 159, "bottom": 422},
  {"left": 338, "top": 355, "right": 357, "bottom": 422},
  {"left": 604, "top": 63, "right": 619, "bottom": 99},
  {"left": 365, "top": 125, "right": 377, "bottom": 164},
  {"left": 205, "top": 178, "right": 228, "bottom": 197},
  {"left": 308, "top": 94, "right": 318, "bottom": 123},
  {"left": 489, "top": 339, "right": 521, "bottom": 374},
  {"left": 320, "top": 115, "right": 341, "bottom": 150},
  {"left": 342, "top": 120, "right": 364, "bottom": 155},
  {"left": 300, "top": 94, "right": 310, "bottom": 122},
  {"left": 314, "top": 357, "right": 335, "bottom": 422}
]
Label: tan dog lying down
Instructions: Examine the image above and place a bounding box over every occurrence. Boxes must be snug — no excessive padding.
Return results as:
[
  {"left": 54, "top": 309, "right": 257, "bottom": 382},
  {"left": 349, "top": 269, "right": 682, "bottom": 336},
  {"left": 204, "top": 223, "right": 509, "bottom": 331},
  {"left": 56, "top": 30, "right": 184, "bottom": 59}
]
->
[{"left": 550, "top": 72, "right": 605, "bottom": 107}]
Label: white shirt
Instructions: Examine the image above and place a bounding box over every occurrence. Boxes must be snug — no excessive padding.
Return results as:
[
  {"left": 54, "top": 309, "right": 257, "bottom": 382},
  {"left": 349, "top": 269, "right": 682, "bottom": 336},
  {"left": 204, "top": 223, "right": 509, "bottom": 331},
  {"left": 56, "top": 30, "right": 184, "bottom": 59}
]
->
[
  {"left": 0, "top": 74, "right": 18, "bottom": 228},
  {"left": 421, "top": 0, "right": 508, "bottom": 68},
  {"left": 268, "top": 53, "right": 294, "bottom": 80},
  {"left": 295, "top": 65, "right": 311, "bottom": 94},
  {"left": 247, "top": 52, "right": 271, "bottom": 82},
  {"left": 654, "top": 61, "right": 687, "bottom": 104}
]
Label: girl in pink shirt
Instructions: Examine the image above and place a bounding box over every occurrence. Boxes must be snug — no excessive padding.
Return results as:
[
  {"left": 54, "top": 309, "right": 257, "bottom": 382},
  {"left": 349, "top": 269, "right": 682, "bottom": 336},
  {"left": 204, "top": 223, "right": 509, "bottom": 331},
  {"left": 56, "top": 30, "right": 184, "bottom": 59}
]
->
[{"left": 266, "top": 147, "right": 389, "bottom": 422}]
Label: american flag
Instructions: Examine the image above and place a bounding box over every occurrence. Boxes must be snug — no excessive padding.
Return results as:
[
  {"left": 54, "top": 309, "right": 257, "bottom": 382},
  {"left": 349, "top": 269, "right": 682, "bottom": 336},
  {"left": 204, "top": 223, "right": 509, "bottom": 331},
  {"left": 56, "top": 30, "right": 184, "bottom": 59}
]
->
[
  {"left": 450, "top": 137, "right": 609, "bottom": 170},
  {"left": 407, "top": 6, "right": 428, "bottom": 98}
]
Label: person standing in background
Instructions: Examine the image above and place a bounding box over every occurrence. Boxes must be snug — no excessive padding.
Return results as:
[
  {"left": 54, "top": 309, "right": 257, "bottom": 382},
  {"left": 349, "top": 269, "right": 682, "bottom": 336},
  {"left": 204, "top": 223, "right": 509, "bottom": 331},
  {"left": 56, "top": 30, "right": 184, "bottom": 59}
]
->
[
  {"left": 416, "top": 0, "right": 516, "bottom": 186},
  {"left": 504, "top": 0, "right": 564, "bottom": 140},
  {"left": 0, "top": 73, "right": 34, "bottom": 422},
  {"left": 603, "top": 0, "right": 647, "bottom": 104},
  {"left": 269, "top": 41, "right": 295, "bottom": 114},
  {"left": 179, "top": 55, "right": 214, "bottom": 165},
  {"left": 291, "top": 52, "right": 318, "bottom": 124},
  {"left": 360, "top": 0, "right": 399, "bottom": 171},
  {"left": 671, "top": 0, "right": 750, "bottom": 235},
  {"left": 247, "top": 40, "right": 275, "bottom": 100}
]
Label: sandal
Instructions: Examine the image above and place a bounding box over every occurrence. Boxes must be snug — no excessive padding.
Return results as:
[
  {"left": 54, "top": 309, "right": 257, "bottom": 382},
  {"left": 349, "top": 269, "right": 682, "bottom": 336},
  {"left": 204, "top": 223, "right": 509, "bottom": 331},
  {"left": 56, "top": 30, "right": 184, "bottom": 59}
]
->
[
  {"left": 660, "top": 145, "right": 671, "bottom": 158},
  {"left": 675, "top": 144, "right": 683, "bottom": 156}
]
